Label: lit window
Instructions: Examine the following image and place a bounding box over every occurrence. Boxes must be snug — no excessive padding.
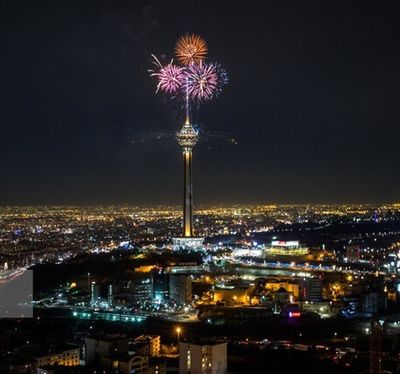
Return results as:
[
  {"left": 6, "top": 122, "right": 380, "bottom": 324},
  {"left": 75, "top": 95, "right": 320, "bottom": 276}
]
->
[{"left": 187, "top": 349, "right": 191, "bottom": 370}]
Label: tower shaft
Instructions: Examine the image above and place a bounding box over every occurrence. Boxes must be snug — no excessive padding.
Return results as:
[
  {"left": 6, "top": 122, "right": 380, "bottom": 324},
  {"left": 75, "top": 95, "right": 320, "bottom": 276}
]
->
[
  {"left": 176, "top": 122, "right": 199, "bottom": 238},
  {"left": 183, "top": 148, "right": 193, "bottom": 237}
]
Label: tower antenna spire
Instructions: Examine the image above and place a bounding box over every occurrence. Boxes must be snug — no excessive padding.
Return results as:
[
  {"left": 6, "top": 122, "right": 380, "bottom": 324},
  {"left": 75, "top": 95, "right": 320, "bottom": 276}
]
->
[{"left": 185, "top": 77, "right": 190, "bottom": 125}]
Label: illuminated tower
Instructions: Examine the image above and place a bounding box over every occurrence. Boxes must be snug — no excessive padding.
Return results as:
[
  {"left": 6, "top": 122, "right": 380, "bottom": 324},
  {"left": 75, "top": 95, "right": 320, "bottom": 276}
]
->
[
  {"left": 149, "top": 34, "right": 228, "bottom": 251},
  {"left": 176, "top": 119, "right": 198, "bottom": 237},
  {"left": 172, "top": 100, "right": 204, "bottom": 250}
]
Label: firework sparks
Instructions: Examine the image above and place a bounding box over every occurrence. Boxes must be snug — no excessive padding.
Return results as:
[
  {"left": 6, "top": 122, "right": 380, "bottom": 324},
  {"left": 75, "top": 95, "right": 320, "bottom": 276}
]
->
[
  {"left": 186, "top": 62, "right": 217, "bottom": 101},
  {"left": 149, "top": 35, "right": 228, "bottom": 103},
  {"left": 175, "top": 34, "right": 208, "bottom": 66},
  {"left": 214, "top": 63, "right": 229, "bottom": 88},
  {"left": 186, "top": 62, "right": 228, "bottom": 101},
  {"left": 149, "top": 55, "right": 185, "bottom": 93}
]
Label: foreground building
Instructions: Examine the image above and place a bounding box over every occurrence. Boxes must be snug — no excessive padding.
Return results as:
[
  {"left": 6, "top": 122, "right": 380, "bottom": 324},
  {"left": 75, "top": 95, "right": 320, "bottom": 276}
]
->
[
  {"left": 179, "top": 341, "right": 227, "bottom": 374},
  {"left": 85, "top": 334, "right": 165, "bottom": 374},
  {"left": 134, "top": 335, "right": 161, "bottom": 357}
]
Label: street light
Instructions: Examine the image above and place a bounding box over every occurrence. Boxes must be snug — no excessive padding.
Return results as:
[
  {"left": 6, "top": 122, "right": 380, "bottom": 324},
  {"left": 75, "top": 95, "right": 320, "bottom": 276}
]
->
[{"left": 176, "top": 327, "right": 182, "bottom": 342}]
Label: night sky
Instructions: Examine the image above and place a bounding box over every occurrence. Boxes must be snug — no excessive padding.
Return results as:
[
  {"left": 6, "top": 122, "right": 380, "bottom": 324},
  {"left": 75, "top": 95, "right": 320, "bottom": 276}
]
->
[{"left": 2, "top": 1, "right": 400, "bottom": 205}]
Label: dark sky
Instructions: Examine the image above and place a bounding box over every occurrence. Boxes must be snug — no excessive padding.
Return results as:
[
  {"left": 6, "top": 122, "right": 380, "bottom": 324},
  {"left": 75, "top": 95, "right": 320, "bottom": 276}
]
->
[{"left": 1, "top": 0, "right": 400, "bottom": 205}]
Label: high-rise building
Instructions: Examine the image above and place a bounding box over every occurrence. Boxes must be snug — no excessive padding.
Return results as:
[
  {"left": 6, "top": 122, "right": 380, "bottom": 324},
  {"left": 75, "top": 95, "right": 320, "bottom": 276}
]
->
[
  {"left": 305, "top": 277, "right": 322, "bottom": 302},
  {"left": 363, "top": 292, "right": 387, "bottom": 314},
  {"left": 90, "top": 282, "right": 100, "bottom": 306},
  {"left": 179, "top": 342, "right": 227, "bottom": 374},
  {"left": 133, "top": 278, "right": 153, "bottom": 303},
  {"left": 152, "top": 269, "right": 169, "bottom": 302},
  {"left": 107, "top": 284, "right": 113, "bottom": 307},
  {"left": 170, "top": 274, "right": 192, "bottom": 305}
]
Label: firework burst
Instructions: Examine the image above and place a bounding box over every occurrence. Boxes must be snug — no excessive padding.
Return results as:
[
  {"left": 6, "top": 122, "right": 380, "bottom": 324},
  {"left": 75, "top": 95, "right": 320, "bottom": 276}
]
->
[
  {"left": 149, "top": 55, "right": 185, "bottom": 93},
  {"left": 186, "top": 62, "right": 228, "bottom": 101},
  {"left": 175, "top": 34, "right": 208, "bottom": 66},
  {"left": 213, "top": 63, "right": 229, "bottom": 88},
  {"left": 149, "top": 35, "right": 228, "bottom": 103}
]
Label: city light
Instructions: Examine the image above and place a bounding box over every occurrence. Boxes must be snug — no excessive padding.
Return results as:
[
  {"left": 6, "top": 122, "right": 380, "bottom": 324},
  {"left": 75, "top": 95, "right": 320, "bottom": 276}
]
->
[{"left": 176, "top": 327, "right": 182, "bottom": 342}]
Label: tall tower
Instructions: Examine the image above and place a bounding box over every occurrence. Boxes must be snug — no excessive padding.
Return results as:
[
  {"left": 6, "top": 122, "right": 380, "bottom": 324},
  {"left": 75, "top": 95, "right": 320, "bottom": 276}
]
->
[
  {"left": 173, "top": 115, "right": 204, "bottom": 250},
  {"left": 176, "top": 119, "right": 198, "bottom": 237},
  {"left": 149, "top": 34, "right": 227, "bottom": 251}
]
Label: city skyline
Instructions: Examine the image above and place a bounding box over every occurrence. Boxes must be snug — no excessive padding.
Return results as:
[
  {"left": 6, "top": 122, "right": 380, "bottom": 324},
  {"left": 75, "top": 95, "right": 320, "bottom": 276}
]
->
[{"left": 2, "top": 0, "right": 400, "bottom": 205}]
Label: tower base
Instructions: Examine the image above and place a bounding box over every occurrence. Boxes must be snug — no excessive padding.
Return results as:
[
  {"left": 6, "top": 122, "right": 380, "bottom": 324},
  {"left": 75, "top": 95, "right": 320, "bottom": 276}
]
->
[{"left": 172, "top": 237, "right": 204, "bottom": 251}]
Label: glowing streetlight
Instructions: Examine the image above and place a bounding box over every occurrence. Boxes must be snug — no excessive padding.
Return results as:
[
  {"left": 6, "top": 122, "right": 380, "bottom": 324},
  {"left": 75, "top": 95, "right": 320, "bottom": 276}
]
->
[{"left": 176, "top": 327, "right": 182, "bottom": 342}]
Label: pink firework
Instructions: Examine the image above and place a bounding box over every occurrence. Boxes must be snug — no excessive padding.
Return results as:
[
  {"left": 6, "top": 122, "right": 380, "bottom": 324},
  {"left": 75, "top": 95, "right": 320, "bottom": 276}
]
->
[
  {"left": 149, "top": 55, "right": 185, "bottom": 94},
  {"left": 186, "top": 62, "right": 227, "bottom": 101}
]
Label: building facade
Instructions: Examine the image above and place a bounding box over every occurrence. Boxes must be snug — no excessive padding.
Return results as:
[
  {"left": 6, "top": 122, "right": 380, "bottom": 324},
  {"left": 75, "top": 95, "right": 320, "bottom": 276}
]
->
[
  {"left": 170, "top": 274, "right": 192, "bottom": 305},
  {"left": 179, "top": 342, "right": 227, "bottom": 374}
]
